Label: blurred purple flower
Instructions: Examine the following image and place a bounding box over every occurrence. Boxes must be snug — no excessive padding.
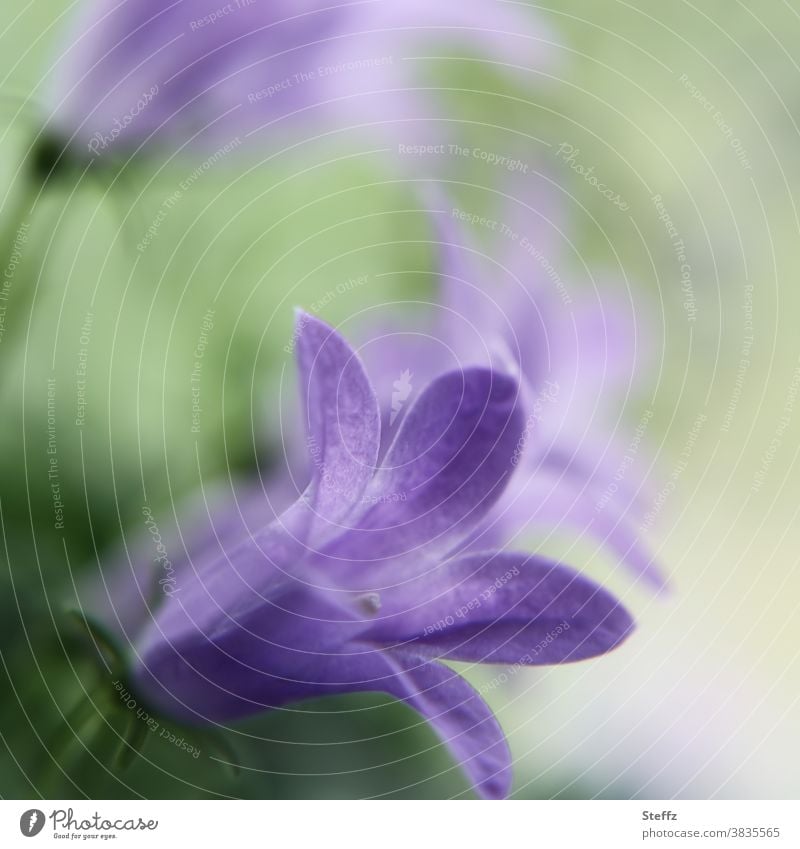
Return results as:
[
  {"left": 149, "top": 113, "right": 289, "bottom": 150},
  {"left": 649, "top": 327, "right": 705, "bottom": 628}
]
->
[
  {"left": 426, "top": 182, "right": 665, "bottom": 589},
  {"left": 98, "top": 311, "right": 633, "bottom": 799},
  {"left": 46, "top": 0, "right": 556, "bottom": 158},
  {"left": 342, "top": 176, "right": 665, "bottom": 589}
]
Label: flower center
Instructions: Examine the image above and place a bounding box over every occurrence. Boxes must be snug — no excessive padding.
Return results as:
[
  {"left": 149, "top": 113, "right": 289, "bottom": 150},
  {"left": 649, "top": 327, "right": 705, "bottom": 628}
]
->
[{"left": 355, "top": 592, "right": 381, "bottom": 615}]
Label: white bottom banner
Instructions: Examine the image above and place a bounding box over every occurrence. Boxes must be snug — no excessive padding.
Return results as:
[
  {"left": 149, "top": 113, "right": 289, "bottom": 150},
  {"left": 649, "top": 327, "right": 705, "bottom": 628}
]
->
[{"left": 2, "top": 800, "right": 797, "bottom": 847}]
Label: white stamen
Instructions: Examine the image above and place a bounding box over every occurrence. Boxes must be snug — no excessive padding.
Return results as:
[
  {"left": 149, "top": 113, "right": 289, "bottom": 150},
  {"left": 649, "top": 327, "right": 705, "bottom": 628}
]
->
[{"left": 356, "top": 592, "right": 382, "bottom": 615}]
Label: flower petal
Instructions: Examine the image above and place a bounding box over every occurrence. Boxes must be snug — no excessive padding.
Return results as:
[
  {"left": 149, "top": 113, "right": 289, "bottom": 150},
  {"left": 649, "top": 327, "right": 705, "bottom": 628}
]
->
[
  {"left": 49, "top": 1, "right": 555, "bottom": 155},
  {"left": 132, "top": 564, "right": 368, "bottom": 723},
  {"left": 370, "top": 648, "right": 512, "bottom": 799},
  {"left": 427, "top": 180, "right": 560, "bottom": 385},
  {"left": 133, "top": 636, "right": 510, "bottom": 798},
  {"left": 324, "top": 366, "right": 524, "bottom": 562},
  {"left": 295, "top": 311, "right": 381, "bottom": 533},
  {"left": 496, "top": 450, "right": 667, "bottom": 589},
  {"left": 82, "top": 478, "right": 290, "bottom": 644},
  {"left": 363, "top": 550, "right": 634, "bottom": 664},
  {"left": 355, "top": 312, "right": 453, "bottom": 442},
  {"left": 135, "top": 497, "right": 318, "bottom": 660}
]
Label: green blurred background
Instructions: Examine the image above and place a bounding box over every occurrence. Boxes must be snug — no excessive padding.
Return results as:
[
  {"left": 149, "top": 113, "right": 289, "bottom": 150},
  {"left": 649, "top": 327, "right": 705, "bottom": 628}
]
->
[{"left": 1, "top": 0, "right": 799, "bottom": 798}]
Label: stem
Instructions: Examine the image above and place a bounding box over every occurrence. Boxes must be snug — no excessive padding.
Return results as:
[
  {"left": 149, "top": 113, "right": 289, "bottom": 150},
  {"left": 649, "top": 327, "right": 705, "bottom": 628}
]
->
[
  {"left": 0, "top": 170, "right": 39, "bottom": 355},
  {"left": 0, "top": 130, "right": 91, "bottom": 359},
  {"left": 40, "top": 693, "right": 103, "bottom": 796}
]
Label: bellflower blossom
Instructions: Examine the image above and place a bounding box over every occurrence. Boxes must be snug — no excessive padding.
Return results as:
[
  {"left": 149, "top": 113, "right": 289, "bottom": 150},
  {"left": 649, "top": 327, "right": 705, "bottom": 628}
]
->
[
  {"left": 92, "top": 312, "right": 633, "bottom": 799},
  {"left": 352, "top": 178, "right": 665, "bottom": 589},
  {"left": 44, "top": 0, "right": 555, "bottom": 160}
]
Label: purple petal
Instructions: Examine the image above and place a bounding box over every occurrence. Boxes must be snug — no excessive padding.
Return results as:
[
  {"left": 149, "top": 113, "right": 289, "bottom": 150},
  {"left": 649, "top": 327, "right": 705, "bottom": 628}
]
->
[
  {"left": 426, "top": 176, "right": 662, "bottom": 589},
  {"left": 295, "top": 311, "right": 381, "bottom": 532},
  {"left": 423, "top": 185, "right": 495, "bottom": 358},
  {"left": 48, "top": 1, "right": 349, "bottom": 152},
  {"left": 81, "top": 477, "right": 291, "bottom": 643},
  {"left": 427, "top": 178, "right": 563, "bottom": 386},
  {"left": 130, "top": 497, "right": 397, "bottom": 723},
  {"left": 363, "top": 550, "right": 634, "bottom": 664},
  {"left": 493, "top": 450, "right": 667, "bottom": 590},
  {"left": 134, "top": 497, "right": 317, "bottom": 656},
  {"left": 534, "top": 289, "right": 643, "bottom": 444},
  {"left": 133, "top": 634, "right": 510, "bottom": 798},
  {"left": 428, "top": 170, "right": 643, "bottom": 432},
  {"left": 323, "top": 366, "right": 524, "bottom": 562},
  {"left": 48, "top": 0, "right": 555, "bottom": 155},
  {"left": 132, "top": 568, "right": 367, "bottom": 723},
  {"left": 355, "top": 312, "right": 455, "bottom": 443},
  {"left": 370, "top": 648, "right": 512, "bottom": 799}
]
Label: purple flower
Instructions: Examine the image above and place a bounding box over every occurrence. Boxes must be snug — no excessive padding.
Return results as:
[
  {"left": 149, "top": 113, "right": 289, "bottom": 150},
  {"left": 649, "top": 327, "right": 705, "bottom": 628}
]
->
[
  {"left": 350, "top": 177, "right": 665, "bottom": 589},
  {"left": 101, "top": 311, "right": 633, "bottom": 799},
  {"left": 46, "top": 0, "right": 555, "bottom": 158}
]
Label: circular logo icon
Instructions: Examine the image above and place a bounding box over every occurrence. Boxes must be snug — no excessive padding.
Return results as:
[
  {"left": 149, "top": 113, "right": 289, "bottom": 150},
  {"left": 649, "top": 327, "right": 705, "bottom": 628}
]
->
[{"left": 19, "top": 810, "right": 46, "bottom": 837}]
